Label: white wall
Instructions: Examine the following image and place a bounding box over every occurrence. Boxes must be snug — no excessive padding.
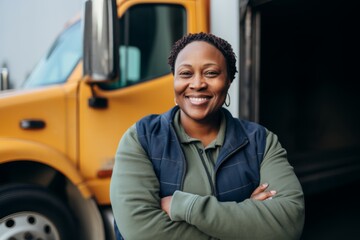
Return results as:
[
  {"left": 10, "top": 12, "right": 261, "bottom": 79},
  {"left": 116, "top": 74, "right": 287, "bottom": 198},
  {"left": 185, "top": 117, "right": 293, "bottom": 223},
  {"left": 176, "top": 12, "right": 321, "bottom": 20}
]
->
[
  {"left": 0, "top": 0, "right": 83, "bottom": 88},
  {"left": 210, "top": 0, "right": 240, "bottom": 117}
]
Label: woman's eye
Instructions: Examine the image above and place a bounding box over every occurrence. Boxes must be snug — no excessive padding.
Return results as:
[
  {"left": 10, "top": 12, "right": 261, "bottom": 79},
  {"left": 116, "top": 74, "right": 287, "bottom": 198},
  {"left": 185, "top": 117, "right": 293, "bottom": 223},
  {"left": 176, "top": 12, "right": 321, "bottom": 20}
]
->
[
  {"left": 205, "top": 71, "right": 218, "bottom": 77},
  {"left": 179, "top": 72, "right": 192, "bottom": 78}
]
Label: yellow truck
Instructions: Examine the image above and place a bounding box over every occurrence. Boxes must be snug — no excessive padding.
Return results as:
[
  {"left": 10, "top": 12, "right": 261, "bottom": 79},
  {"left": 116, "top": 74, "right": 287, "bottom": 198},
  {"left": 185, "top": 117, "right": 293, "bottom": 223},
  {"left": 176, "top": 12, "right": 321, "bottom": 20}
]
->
[{"left": 1, "top": 0, "right": 359, "bottom": 239}]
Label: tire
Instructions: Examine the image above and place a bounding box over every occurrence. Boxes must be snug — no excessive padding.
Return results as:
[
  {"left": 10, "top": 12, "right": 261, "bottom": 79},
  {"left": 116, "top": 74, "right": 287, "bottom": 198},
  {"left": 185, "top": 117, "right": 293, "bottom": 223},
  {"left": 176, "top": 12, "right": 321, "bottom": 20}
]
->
[{"left": 0, "top": 184, "right": 78, "bottom": 240}]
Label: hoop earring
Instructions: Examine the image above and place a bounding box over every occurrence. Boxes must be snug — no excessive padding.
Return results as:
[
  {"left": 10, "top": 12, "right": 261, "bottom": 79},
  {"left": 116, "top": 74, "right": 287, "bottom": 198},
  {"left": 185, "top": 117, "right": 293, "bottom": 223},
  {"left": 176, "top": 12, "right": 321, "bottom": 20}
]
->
[
  {"left": 174, "top": 98, "right": 178, "bottom": 106},
  {"left": 225, "top": 93, "right": 230, "bottom": 107}
]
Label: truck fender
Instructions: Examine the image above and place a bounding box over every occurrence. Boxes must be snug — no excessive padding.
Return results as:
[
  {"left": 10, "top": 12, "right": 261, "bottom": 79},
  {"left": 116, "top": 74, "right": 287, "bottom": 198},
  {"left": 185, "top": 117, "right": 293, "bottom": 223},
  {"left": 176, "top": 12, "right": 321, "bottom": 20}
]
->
[{"left": 0, "top": 138, "right": 91, "bottom": 198}]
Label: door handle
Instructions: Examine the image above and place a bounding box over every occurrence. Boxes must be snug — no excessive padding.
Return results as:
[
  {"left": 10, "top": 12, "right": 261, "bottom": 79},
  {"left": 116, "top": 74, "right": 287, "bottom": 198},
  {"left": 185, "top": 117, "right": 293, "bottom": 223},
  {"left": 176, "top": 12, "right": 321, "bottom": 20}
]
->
[{"left": 20, "top": 119, "right": 46, "bottom": 129}]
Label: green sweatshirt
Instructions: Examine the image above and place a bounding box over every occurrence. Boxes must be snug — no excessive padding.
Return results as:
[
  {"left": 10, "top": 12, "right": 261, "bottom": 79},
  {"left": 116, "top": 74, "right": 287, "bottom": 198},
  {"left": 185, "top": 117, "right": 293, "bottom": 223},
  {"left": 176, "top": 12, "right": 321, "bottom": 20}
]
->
[{"left": 110, "top": 111, "right": 305, "bottom": 240}]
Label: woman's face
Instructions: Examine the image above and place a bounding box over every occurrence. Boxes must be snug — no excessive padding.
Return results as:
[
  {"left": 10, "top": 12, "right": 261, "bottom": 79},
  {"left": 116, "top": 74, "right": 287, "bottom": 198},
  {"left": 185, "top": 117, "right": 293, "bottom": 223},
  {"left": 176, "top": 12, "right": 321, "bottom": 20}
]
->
[{"left": 174, "top": 41, "right": 231, "bottom": 122}]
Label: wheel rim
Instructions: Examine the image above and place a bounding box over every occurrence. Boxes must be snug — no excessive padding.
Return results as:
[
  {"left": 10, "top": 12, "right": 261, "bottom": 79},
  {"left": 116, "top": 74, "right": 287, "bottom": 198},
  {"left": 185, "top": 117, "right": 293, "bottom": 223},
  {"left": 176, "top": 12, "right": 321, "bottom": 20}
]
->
[{"left": 0, "top": 211, "right": 60, "bottom": 240}]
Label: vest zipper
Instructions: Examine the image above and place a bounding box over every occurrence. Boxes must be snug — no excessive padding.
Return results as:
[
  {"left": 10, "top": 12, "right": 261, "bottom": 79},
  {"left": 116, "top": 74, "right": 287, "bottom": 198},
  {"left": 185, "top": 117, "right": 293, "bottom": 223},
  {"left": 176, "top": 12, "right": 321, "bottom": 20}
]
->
[{"left": 170, "top": 124, "right": 187, "bottom": 191}]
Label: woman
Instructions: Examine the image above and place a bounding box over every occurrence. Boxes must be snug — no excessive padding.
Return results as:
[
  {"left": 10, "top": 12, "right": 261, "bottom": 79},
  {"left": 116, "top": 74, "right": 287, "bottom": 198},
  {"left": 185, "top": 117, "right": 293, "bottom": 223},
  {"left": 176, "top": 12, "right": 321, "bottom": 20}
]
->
[{"left": 110, "top": 32, "right": 305, "bottom": 240}]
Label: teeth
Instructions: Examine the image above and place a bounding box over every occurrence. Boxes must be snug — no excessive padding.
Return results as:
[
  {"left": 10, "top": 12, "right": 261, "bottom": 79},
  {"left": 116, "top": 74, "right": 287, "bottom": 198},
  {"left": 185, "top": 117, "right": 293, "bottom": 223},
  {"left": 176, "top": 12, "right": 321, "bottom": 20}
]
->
[
  {"left": 189, "top": 97, "right": 208, "bottom": 102},
  {"left": 189, "top": 97, "right": 209, "bottom": 104}
]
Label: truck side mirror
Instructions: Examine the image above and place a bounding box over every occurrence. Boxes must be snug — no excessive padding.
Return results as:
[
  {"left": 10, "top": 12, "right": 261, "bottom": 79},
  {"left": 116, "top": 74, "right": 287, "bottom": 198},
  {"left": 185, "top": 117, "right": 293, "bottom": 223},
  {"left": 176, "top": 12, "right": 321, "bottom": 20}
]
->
[{"left": 83, "top": 0, "right": 119, "bottom": 82}]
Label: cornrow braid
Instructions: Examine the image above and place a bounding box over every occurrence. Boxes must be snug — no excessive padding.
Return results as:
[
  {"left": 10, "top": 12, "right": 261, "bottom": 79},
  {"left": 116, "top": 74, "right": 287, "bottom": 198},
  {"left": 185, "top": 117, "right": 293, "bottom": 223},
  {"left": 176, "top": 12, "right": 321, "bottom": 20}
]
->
[{"left": 168, "top": 32, "right": 238, "bottom": 82}]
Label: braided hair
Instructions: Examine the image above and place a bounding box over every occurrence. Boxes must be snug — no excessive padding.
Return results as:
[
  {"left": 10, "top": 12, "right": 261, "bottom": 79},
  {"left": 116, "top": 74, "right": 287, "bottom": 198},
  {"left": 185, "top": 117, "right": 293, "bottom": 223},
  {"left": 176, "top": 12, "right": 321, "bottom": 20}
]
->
[{"left": 168, "top": 32, "right": 238, "bottom": 82}]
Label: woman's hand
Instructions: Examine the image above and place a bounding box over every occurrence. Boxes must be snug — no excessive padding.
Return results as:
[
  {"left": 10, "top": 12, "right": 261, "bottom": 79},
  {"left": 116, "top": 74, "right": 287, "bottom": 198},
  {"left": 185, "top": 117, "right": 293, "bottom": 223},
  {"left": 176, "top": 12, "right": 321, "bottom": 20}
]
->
[
  {"left": 251, "top": 183, "right": 276, "bottom": 201},
  {"left": 161, "top": 196, "right": 172, "bottom": 216}
]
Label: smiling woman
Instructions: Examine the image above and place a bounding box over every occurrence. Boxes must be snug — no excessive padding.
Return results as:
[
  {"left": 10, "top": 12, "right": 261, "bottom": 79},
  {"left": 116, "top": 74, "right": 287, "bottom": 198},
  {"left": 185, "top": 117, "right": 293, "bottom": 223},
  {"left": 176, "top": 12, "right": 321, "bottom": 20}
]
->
[{"left": 110, "top": 32, "right": 305, "bottom": 240}]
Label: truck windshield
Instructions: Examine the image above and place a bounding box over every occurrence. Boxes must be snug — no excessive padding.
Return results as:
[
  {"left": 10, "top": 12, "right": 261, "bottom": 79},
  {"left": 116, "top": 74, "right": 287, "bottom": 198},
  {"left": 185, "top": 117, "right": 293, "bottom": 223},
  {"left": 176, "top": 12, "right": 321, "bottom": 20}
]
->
[{"left": 22, "top": 21, "right": 82, "bottom": 89}]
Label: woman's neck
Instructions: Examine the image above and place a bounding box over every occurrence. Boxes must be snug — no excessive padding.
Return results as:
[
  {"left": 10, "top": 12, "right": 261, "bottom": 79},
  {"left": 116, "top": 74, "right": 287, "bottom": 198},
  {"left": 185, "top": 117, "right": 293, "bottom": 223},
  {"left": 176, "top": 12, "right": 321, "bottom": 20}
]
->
[{"left": 180, "top": 111, "right": 221, "bottom": 147}]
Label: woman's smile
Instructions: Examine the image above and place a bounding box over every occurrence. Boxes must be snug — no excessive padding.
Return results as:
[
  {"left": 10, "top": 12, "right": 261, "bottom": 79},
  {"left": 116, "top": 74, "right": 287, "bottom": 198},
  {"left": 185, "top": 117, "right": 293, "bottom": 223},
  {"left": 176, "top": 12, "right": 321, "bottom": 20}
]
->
[{"left": 187, "top": 96, "right": 211, "bottom": 105}]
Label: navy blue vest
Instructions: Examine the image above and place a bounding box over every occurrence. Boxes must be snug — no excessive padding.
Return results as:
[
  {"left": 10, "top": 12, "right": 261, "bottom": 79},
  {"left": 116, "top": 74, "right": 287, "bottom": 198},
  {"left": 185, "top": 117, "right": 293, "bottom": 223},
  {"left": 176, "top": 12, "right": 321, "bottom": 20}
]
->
[
  {"left": 115, "top": 106, "right": 266, "bottom": 239},
  {"left": 136, "top": 106, "right": 266, "bottom": 202}
]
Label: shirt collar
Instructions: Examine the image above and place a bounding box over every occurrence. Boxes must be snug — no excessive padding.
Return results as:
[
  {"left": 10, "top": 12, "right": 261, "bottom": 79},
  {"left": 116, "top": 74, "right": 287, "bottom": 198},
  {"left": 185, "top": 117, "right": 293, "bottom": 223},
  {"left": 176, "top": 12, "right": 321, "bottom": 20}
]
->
[{"left": 173, "top": 109, "right": 226, "bottom": 148}]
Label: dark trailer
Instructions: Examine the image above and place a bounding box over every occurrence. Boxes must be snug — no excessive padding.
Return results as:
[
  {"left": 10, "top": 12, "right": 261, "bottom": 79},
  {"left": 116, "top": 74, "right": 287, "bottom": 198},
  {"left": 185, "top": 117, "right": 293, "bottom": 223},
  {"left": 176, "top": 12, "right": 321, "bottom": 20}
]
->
[{"left": 239, "top": 0, "right": 360, "bottom": 195}]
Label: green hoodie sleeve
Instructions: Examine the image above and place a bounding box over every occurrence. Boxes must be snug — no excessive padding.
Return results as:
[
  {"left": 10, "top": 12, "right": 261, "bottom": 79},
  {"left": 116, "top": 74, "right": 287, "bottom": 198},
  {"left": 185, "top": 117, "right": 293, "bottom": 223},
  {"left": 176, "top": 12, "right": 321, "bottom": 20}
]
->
[
  {"left": 110, "top": 125, "right": 214, "bottom": 240},
  {"left": 169, "top": 130, "right": 305, "bottom": 240}
]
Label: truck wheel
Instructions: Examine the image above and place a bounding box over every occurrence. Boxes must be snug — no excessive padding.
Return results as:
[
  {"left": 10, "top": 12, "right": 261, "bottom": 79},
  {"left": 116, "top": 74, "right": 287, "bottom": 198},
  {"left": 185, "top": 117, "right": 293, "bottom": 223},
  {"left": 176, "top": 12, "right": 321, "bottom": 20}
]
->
[{"left": 0, "top": 184, "right": 78, "bottom": 240}]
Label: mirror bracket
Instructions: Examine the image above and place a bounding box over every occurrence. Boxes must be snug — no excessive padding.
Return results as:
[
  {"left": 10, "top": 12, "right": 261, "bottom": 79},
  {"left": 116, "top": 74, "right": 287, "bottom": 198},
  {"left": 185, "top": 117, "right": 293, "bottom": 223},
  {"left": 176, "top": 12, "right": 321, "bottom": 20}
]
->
[{"left": 88, "top": 83, "right": 108, "bottom": 109}]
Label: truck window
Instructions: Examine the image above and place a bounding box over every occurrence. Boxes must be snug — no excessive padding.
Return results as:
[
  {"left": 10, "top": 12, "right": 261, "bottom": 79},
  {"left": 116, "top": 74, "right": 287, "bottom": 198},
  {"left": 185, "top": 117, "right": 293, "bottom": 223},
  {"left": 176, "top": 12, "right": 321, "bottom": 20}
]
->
[
  {"left": 100, "top": 4, "right": 186, "bottom": 90},
  {"left": 22, "top": 21, "right": 82, "bottom": 89}
]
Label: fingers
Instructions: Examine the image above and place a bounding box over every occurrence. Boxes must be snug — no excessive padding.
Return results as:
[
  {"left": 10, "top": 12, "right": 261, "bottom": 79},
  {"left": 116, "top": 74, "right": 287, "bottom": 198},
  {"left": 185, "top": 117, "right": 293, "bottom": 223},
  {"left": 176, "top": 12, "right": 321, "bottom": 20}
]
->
[
  {"left": 251, "top": 183, "right": 276, "bottom": 201},
  {"left": 161, "top": 196, "right": 172, "bottom": 215},
  {"left": 251, "top": 183, "right": 269, "bottom": 196}
]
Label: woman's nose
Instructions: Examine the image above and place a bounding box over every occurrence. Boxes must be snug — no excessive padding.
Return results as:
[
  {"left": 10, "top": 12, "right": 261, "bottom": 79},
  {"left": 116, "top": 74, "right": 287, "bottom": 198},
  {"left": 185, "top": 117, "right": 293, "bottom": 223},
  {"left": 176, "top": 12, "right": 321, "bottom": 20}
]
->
[{"left": 189, "top": 75, "right": 207, "bottom": 89}]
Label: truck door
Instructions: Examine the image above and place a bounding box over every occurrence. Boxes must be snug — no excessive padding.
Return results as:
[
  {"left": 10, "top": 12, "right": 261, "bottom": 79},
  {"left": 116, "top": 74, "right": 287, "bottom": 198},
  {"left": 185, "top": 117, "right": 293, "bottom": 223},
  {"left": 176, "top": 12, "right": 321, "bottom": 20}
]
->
[{"left": 77, "top": 0, "right": 207, "bottom": 205}]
